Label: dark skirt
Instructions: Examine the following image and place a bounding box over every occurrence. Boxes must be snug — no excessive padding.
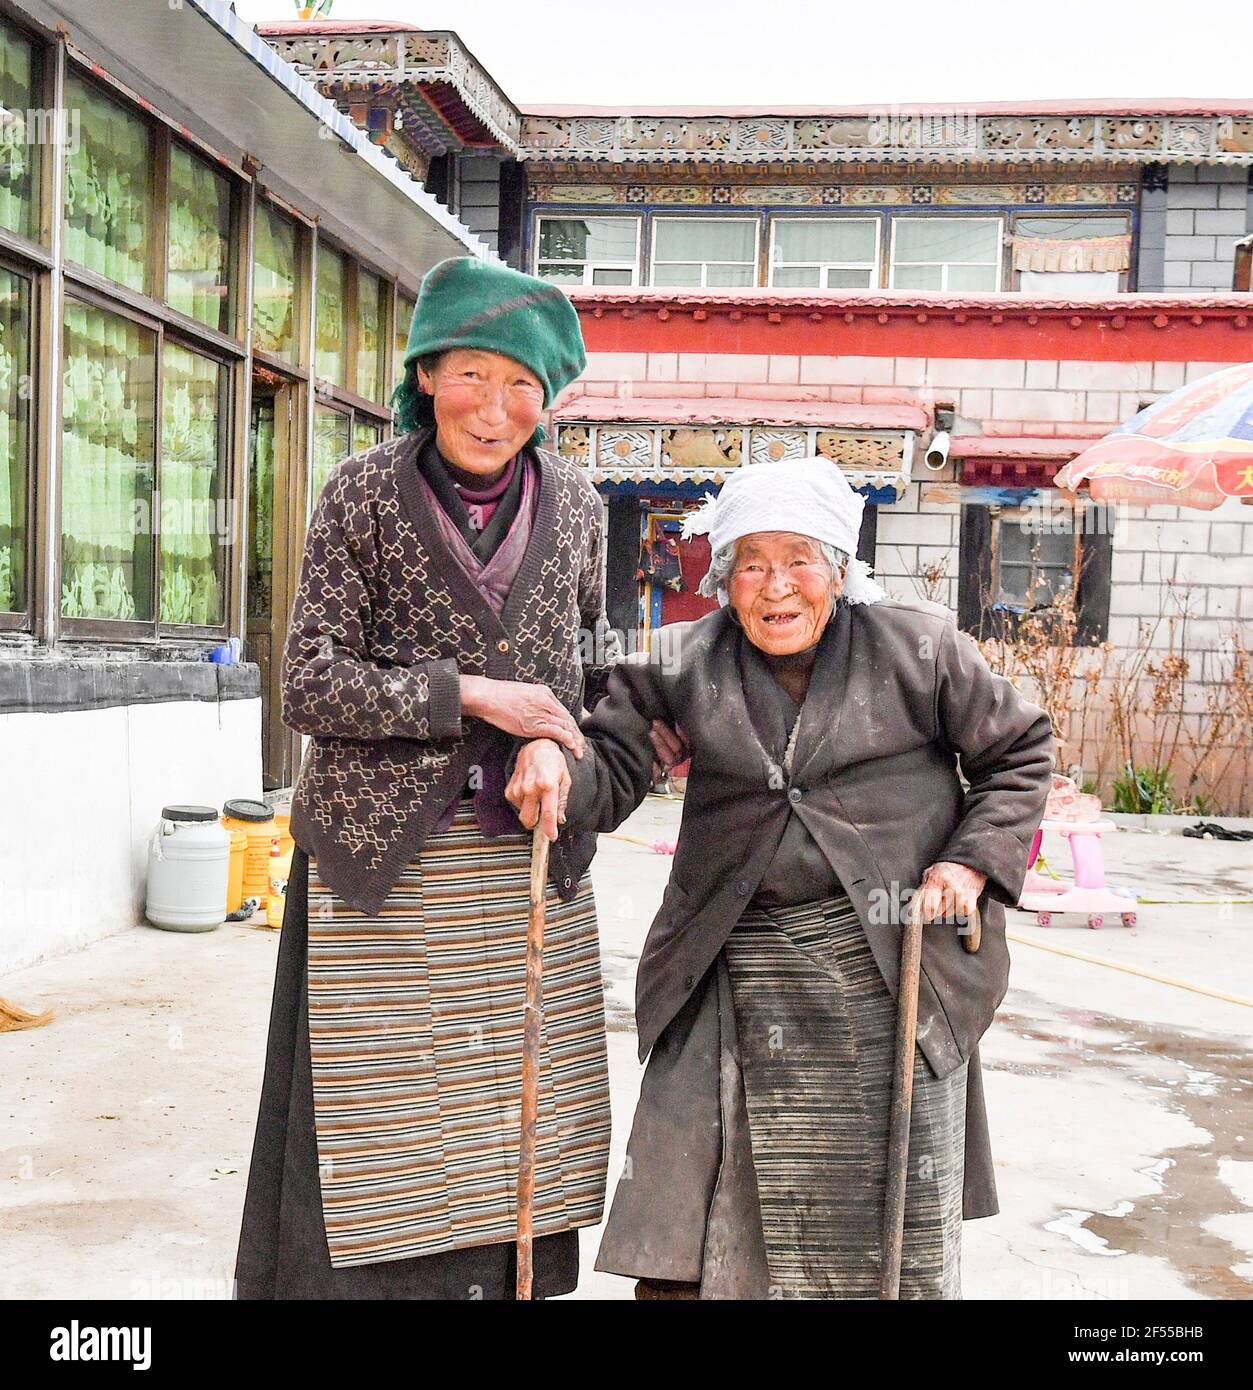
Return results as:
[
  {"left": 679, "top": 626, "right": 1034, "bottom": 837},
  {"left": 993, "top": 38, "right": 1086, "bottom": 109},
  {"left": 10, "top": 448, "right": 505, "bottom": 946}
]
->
[
  {"left": 597, "top": 893, "right": 967, "bottom": 1300},
  {"left": 724, "top": 895, "right": 966, "bottom": 1298},
  {"left": 234, "top": 847, "right": 579, "bottom": 1300}
]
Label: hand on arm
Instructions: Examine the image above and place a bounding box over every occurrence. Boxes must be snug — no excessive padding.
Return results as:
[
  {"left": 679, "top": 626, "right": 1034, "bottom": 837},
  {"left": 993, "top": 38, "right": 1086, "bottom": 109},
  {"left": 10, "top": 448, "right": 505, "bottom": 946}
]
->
[
  {"left": 648, "top": 719, "right": 690, "bottom": 782},
  {"left": 460, "top": 676, "right": 585, "bottom": 758}
]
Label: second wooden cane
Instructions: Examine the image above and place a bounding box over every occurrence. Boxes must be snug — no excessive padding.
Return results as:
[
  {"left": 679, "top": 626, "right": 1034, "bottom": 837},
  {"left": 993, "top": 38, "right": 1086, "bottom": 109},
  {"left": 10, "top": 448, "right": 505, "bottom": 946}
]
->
[{"left": 516, "top": 826, "right": 550, "bottom": 1301}]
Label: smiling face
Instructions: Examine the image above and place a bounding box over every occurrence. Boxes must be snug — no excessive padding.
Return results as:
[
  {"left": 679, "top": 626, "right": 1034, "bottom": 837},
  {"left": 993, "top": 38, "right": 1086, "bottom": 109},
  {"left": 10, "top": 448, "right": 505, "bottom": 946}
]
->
[
  {"left": 727, "top": 531, "right": 844, "bottom": 656},
  {"left": 416, "top": 347, "right": 545, "bottom": 477}
]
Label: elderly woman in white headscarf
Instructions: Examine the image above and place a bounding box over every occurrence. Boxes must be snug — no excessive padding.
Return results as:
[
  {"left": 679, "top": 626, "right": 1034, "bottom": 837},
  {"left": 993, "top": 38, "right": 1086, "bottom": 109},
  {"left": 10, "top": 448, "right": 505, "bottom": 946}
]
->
[{"left": 506, "top": 457, "right": 1055, "bottom": 1299}]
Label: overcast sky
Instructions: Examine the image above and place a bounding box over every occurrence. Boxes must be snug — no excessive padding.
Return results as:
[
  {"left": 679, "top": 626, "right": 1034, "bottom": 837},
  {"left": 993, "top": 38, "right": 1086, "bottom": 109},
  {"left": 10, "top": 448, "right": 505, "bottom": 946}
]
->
[{"left": 231, "top": 0, "right": 1253, "bottom": 107}]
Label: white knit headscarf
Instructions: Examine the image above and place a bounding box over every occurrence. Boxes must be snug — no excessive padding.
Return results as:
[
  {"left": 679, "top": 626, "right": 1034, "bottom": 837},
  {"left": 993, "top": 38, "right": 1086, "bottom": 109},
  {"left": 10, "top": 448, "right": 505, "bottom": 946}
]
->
[{"left": 681, "top": 455, "right": 886, "bottom": 607}]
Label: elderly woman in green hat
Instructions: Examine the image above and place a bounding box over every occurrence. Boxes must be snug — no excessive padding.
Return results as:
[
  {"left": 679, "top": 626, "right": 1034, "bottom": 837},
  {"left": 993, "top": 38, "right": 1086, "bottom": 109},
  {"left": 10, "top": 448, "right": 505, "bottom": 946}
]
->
[{"left": 235, "top": 258, "right": 618, "bottom": 1300}]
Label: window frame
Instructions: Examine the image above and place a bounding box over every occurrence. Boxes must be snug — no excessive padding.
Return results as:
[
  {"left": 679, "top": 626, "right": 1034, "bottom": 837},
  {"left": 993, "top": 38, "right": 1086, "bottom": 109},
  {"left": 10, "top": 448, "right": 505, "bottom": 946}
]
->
[
  {"left": 648, "top": 214, "right": 760, "bottom": 289},
  {"left": 767, "top": 215, "right": 880, "bottom": 290},
  {"left": 1, "top": 38, "right": 412, "bottom": 651},
  {"left": 0, "top": 8, "right": 52, "bottom": 254},
  {"left": 1008, "top": 210, "right": 1134, "bottom": 294},
  {"left": 957, "top": 497, "right": 1113, "bottom": 646},
  {"left": 310, "top": 230, "right": 394, "bottom": 430},
  {"left": 57, "top": 282, "right": 239, "bottom": 641},
  {"left": 888, "top": 214, "right": 1004, "bottom": 292},
  {"left": 0, "top": 251, "right": 38, "bottom": 631},
  {"left": 533, "top": 214, "right": 642, "bottom": 286},
  {"left": 164, "top": 134, "right": 242, "bottom": 341}
]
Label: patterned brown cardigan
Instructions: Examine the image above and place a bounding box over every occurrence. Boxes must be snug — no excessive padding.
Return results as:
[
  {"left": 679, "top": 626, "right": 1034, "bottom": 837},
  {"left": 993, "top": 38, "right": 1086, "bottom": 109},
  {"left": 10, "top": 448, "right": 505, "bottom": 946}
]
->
[{"left": 283, "top": 424, "right": 615, "bottom": 915}]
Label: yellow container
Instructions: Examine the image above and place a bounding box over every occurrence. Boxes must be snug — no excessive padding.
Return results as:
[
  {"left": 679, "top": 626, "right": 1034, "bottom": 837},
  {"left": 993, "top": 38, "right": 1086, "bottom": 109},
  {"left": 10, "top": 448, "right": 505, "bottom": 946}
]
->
[
  {"left": 267, "top": 836, "right": 296, "bottom": 929},
  {"left": 273, "top": 808, "right": 294, "bottom": 858},
  {"left": 224, "top": 827, "right": 248, "bottom": 913},
  {"left": 221, "top": 799, "right": 276, "bottom": 907}
]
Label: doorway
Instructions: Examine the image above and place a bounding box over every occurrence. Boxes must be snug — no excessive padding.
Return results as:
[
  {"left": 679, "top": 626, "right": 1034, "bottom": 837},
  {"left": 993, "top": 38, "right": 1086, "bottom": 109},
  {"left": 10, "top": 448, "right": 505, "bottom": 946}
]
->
[{"left": 247, "top": 371, "right": 302, "bottom": 790}]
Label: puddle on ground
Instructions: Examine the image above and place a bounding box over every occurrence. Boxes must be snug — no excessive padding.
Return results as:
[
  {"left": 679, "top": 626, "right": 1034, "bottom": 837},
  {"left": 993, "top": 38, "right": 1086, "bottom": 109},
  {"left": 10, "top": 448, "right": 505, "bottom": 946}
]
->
[{"left": 996, "top": 998, "right": 1253, "bottom": 1299}]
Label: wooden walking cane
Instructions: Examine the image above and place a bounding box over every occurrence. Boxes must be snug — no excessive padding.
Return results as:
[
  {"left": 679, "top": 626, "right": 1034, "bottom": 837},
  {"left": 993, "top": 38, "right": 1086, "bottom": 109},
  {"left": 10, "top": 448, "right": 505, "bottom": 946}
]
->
[
  {"left": 879, "top": 891, "right": 981, "bottom": 1300},
  {"left": 516, "top": 826, "right": 550, "bottom": 1301}
]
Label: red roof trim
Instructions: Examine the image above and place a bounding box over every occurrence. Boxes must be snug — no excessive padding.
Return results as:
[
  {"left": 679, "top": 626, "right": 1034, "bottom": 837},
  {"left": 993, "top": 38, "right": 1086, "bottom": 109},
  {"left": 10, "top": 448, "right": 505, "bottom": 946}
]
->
[
  {"left": 256, "top": 21, "right": 426, "bottom": 34},
  {"left": 552, "top": 395, "right": 929, "bottom": 430},
  {"left": 572, "top": 289, "right": 1253, "bottom": 363},
  {"left": 949, "top": 437, "right": 1093, "bottom": 459},
  {"left": 571, "top": 287, "right": 1253, "bottom": 317},
  {"left": 522, "top": 99, "right": 1253, "bottom": 118}
]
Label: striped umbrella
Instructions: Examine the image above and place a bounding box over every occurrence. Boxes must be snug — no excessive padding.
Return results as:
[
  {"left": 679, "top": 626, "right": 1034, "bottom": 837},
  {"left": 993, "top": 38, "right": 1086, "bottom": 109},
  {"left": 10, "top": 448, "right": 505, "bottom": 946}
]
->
[{"left": 1055, "top": 360, "right": 1253, "bottom": 510}]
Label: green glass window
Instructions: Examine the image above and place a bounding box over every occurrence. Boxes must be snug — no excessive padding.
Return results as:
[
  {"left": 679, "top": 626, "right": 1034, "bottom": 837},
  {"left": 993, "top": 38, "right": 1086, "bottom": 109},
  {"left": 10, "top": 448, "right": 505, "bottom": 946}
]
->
[
  {"left": 353, "top": 418, "right": 382, "bottom": 454},
  {"left": 61, "top": 300, "right": 156, "bottom": 620},
  {"left": 311, "top": 404, "right": 350, "bottom": 512},
  {"left": 0, "top": 20, "right": 39, "bottom": 240},
  {"left": 314, "top": 244, "right": 347, "bottom": 388},
  {"left": 394, "top": 289, "right": 415, "bottom": 389},
  {"left": 160, "top": 342, "right": 225, "bottom": 626},
  {"left": 0, "top": 267, "right": 32, "bottom": 612},
  {"left": 63, "top": 73, "right": 152, "bottom": 292},
  {"left": 253, "top": 201, "right": 299, "bottom": 360},
  {"left": 167, "top": 143, "right": 234, "bottom": 334},
  {"left": 356, "top": 269, "right": 384, "bottom": 403}
]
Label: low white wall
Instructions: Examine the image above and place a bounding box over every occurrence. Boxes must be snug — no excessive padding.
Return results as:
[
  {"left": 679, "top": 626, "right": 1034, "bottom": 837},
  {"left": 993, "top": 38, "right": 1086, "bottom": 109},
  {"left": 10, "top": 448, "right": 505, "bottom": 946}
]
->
[{"left": 0, "top": 697, "right": 262, "bottom": 974}]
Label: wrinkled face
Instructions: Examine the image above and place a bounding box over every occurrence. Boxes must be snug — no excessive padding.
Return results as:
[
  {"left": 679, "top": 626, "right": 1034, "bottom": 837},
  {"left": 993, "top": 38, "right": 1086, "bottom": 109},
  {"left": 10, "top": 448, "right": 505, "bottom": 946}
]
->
[
  {"left": 727, "top": 531, "right": 844, "bottom": 656},
  {"left": 417, "top": 347, "right": 544, "bottom": 476}
]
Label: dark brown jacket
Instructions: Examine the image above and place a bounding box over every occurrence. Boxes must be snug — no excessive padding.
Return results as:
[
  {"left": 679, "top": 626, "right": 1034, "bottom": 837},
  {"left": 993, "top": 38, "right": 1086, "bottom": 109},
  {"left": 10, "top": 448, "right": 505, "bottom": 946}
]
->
[
  {"left": 564, "top": 599, "right": 1056, "bottom": 1081},
  {"left": 282, "top": 425, "right": 614, "bottom": 915}
]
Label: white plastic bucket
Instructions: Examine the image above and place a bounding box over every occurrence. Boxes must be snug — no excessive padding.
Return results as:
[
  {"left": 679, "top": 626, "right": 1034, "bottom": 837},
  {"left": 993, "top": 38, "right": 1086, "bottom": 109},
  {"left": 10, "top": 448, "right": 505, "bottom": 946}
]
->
[{"left": 145, "top": 804, "right": 230, "bottom": 933}]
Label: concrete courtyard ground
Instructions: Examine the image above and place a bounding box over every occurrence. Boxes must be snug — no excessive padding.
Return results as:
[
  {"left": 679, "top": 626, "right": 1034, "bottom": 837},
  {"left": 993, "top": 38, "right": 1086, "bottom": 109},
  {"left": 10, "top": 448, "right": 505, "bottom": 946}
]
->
[{"left": 2, "top": 802, "right": 1251, "bottom": 1301}]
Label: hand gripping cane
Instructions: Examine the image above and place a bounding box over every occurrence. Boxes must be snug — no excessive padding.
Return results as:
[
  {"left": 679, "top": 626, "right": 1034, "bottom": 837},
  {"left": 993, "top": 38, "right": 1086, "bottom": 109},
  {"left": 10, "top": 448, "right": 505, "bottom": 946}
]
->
[{"left": 879, "top": 892, "right": 981, "bottom": 1299}]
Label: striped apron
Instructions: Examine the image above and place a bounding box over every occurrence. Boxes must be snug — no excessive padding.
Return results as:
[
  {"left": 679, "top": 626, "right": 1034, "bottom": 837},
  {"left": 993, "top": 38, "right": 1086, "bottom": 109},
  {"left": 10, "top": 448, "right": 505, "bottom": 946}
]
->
[
  {"left": 305, "top": 803, "right": 611, "bottom": 1268},
  {"left": 723, "top": 893, "right": 967, "bottom": 1299}
]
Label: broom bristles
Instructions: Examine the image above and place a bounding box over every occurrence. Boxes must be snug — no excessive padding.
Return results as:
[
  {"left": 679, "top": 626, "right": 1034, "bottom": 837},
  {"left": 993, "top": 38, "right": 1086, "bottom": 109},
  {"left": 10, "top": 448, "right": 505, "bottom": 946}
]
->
[{"left": 0, "top": 996, "right": 54, "bottom": 1032}]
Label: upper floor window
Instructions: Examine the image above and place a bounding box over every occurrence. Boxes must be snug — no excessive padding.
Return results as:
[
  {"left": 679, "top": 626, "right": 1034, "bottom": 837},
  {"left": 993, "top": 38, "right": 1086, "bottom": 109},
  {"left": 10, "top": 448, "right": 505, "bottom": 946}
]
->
[
  {"left": 0, "top": 17, "right": 41, "bottom": 242},
  {"left": 0, "top": 265, "right": 32, "bottom": 617},
  {"left": 889, "top": 216, "right": 1001, "bottom": 291},
  {"left": 651, "top": 217, "right": 758, "bottom": 288},
  {"left": 394, "top": 288, "right": 415, "bottom": 385},
  {"left": 314, "top": 242, "right": 348, "bottom": 389},
  {"left": 536, "top": 217, "right": 639, "bottom": 285},
  {"left": 356, "top": 268, "right": 385, "bottom": 405},
  {"left": 166, "top": 142, "right": 235, "bottom": 334},
  {"left": 1011, "top": 214, "right": 1131, "bottom": 296},
  {"left": 63, "top": 72, "right": 154, "bottom": 294},
  {"left": 769, "top": 218, "right": 878, "bottom": 288},
  {"left": 253, "top": 200, "right": 302, "bottom": 363}
]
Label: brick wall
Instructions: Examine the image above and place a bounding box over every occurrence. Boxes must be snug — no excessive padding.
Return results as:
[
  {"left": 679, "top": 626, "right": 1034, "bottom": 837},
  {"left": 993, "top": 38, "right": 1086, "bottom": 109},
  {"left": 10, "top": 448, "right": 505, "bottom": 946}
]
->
[
  {"left": 1154, "top": 167, "right": 1251, "bottom": 293},
  {"left": 455, "top": 152, "right": 504, "bottom": 254}
]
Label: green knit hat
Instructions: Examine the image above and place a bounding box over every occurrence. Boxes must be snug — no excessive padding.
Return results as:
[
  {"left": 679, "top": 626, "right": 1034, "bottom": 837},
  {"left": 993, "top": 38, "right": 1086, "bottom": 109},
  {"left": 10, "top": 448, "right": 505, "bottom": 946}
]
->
[{"left": 392, "top": 257, "right": 587, "bottom": 443}]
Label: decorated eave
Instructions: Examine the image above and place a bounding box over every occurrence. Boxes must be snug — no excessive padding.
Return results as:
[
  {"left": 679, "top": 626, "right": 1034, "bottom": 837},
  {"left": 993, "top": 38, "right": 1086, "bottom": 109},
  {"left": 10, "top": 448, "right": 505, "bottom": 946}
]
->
[
  {"left": 518, "top": 103, "right": 1253, "bottom": 169},
  {"left": 550, "top": 396, "right": 921, "bottom": 498},
  {"left": 949, "top": 435, "right": 1090, "bottom": 488},
  {"left": 256, "top": 22, "right": 521, "bottom": 156}
]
